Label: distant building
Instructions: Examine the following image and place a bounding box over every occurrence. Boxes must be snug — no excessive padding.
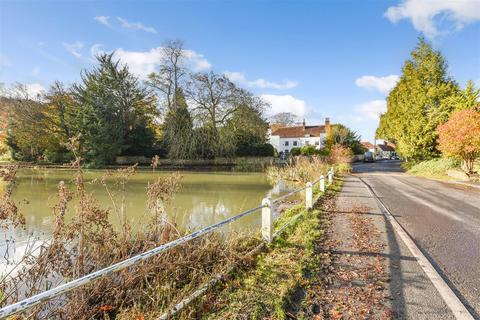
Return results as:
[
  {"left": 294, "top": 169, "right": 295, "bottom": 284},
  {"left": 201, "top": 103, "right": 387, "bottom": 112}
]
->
[
  {"left": 269, "top": 118, "right": 331, "bottom": 154},
  {"left": 361, "top": 141, "right": 375, "bottom": 153},
  {"left": 376, "top": 141, "right": 396, "bottom": 158}
]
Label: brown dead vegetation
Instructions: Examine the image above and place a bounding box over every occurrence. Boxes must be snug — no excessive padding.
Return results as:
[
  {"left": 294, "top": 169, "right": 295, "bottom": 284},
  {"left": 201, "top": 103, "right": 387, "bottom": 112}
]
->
[{"left": 0, "top": 137, "right": 260, "bottom": 319}]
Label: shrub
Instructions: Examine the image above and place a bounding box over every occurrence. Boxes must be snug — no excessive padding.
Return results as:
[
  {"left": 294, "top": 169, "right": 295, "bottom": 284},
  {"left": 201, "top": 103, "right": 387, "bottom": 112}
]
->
[
  {"left": 236, "top": 143, "right": 275, "bottom": 157},
  {"left": 300, "top": 146, "right": 318, "bottom": 156},
  {"left": 290, "top": 146, "right": 326, "bottom": 157},
  {"left": 290, "top": 147, "right": 301, "bottom": 156},
  {"left": 408, "top": 158, "right": 460, "bottom": 177},
  {"left": 329, "top": 144, "right": 353, "bottom": 164},
  {"left": 437, "top": 109, "right": 480, "bottom": 173},
  {"left": 336, "top": 162, "right": 352, "bottom": 173},
  {"left": 266, "top": 156, "right": 329, "bottom": 185}
]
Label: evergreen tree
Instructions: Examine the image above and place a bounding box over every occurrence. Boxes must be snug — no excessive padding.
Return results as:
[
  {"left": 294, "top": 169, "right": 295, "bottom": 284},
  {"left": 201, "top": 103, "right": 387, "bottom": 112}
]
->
[
  {"left": 162, "top": 89, "right": 194, "bottom": 159},
  {"left": 377, "top": 37, "right": 459, "bottom": 160},
  {"left": 72, "top": 53, "right": 157, "bottom": 165},
  {"left": 325, "top": 124, "right": 364, "bottom": 155},
  {"left": 224, "top": 94, "right": 269, "bottom": 156},
  {"left": 440, "top": 80, "right": 479, "bottom": 113}
]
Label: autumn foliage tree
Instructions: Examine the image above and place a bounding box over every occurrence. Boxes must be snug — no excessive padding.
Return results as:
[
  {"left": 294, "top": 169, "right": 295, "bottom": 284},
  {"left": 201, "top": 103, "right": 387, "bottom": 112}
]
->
[
  {"left": 437, "top": 109, "right": 480, "bottom": 174},
  {"left": 329, "top": 144, "right": 354, "bottom": 164}
]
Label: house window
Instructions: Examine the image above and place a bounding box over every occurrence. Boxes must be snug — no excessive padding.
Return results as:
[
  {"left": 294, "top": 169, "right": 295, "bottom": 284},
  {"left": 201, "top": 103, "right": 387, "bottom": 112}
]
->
[
  {"left": 315, "top": 141, "right": 319, "bottom": 146},
  {"left": 284, "top": 141, "right": 289, "bottom": 146},
  {"left": 293, "top": 141, "right": 298, "bottom": 146},
  {"left": 305, "top": 141, "right": 310, "bottom": 146}
]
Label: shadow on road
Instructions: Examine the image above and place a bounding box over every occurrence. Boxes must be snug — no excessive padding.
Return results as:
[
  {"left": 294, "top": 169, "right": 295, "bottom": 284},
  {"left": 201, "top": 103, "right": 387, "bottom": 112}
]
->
[{"left": 352, "top": 160, "right": 405, "bottom": 174}]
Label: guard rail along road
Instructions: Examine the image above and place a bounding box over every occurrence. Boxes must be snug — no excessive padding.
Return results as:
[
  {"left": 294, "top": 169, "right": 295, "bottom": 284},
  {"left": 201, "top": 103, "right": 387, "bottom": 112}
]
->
[{"left": 0, "top": 167, "right": 336, "bottom": 318}]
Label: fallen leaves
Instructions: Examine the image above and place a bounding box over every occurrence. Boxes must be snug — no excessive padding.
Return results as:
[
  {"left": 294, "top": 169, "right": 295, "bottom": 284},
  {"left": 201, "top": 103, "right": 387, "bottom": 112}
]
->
[{"left": 302, "top": 203, "right": 395, "bottom": 319}]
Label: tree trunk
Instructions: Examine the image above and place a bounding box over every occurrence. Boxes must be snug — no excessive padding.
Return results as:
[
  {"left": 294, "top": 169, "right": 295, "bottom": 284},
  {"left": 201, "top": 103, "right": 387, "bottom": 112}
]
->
[{"left": 461, "top": 157, "right": 474, "bottom": 175}]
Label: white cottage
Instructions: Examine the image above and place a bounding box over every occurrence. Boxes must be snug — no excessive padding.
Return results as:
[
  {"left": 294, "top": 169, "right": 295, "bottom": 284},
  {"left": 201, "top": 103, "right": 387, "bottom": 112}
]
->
[{"left": 269, "top": 118, "right": 331, "bottom": 154}]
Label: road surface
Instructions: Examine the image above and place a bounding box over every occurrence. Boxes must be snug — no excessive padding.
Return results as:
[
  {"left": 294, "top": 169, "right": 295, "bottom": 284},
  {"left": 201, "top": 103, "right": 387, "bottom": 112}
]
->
[{"left": 353, "top": 160, "right": 480, "bottom": 318}]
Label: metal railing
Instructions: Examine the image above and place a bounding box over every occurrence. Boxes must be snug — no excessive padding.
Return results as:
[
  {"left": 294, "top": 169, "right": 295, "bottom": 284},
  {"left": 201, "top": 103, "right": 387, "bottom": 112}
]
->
[{"left": 0, "top": 167, "right": 335, "bottom": 318}]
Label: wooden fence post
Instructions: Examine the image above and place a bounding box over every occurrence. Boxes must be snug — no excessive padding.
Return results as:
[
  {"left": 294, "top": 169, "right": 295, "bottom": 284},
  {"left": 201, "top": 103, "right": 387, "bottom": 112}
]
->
[{"left": 320, "top": 175, "right": 325, "bottom": 192}]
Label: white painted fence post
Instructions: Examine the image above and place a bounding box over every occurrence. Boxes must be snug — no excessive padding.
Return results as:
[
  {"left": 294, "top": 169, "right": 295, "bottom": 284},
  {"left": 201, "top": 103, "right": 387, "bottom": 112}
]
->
[
  {"left": 328, "top": 170, "right": 333, "bottom": 185},
  {"left": 306, "top": 182, "right": 313, "bottom": 209},
  {"left": 261, "top": 198, "right": 273, "bottom": 243},
  {"left": 319, "top": 175, "right": 325, "bottom": 192}
]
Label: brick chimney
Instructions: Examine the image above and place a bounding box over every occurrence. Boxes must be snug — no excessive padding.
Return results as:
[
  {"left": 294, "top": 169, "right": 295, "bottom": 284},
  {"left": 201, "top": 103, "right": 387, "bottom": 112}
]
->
[{"left": 325, "top": 117, "right": 331, "bottom": 134}]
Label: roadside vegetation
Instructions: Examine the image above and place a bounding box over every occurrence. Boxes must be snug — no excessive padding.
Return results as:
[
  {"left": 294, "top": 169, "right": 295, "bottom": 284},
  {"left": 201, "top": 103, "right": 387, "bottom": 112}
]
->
[
  {"left": 267, "top": 145, "right": 352, "bottom": 185},
  {"left": 405, "top": 158, "right": 460, "bottom": 180},
  {"left": 0, "top": 139, "right": 347, "bottom": 319},
  {"left": 192, "top": 179, "right": 342, "bottom": 319},
  {"left": 377, "top": 37, "right": 480, "bottom": 180},
  {"left": 0, "top": 139, "right": 346, "bottom": 319},
  {"left": 0, "top": 141, "right": 261, "bottom": 319}
]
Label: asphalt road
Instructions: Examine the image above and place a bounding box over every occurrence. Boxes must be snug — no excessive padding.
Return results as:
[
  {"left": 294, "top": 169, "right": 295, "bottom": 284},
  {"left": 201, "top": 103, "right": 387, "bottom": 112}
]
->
[{"left": 353, "top": 160, "right": 480, "bottom": 318}]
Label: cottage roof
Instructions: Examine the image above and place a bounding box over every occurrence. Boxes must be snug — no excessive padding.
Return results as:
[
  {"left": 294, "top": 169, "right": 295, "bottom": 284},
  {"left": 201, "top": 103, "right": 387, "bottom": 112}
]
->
[
  {"left": 361, "top": 141, "right": 374, "bottom": 149},
  {"left": 377, "top": 144, "right": 395, "bottom": 152},
  {"left": 271, "top": 125, "right": 326, "bottom": 138}
]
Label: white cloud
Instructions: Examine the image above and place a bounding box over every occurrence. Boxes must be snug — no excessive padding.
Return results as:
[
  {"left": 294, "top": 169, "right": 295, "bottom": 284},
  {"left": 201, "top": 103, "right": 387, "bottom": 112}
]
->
[
  {"left": 354, "top": 100, "right": 387, "bottom": 120},
  {"left": 355, "top": 75, "right": 399, "bottom": 93},
  {"left": 2, "top": 83, "right": 46, "bottom": 99},
  {"left": 117, "top": 17, "right": 157, "bottom": 34},
  {"left": 224, "top": 71, "right": 298, "bottom": 90},
  {"left": 94, "top": 16, "right": 111, "bottom": 27},
  {"left": 63, "top": 41, "right": 84, "bottom": 58},
  {"left": 224, "top": 71, "right": 246, "bottom": 83},
  {"left": 260, "top": 94, "right": 307, "bottom": 117},
  {"left": 183, "top": 49, "right": 212, "bottom": 71},
  {"left": 114, "top": 46, "right": 211, "bottom": 79},
  {"left": 25, "top": 83, "right": 45, "bottom": 97},
  {"left": 385, "top": 0, "right": 480, "bottom": 38}
]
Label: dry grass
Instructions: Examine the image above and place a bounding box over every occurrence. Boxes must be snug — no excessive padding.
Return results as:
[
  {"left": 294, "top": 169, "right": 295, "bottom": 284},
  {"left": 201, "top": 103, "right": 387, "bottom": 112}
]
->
[
  {"left": 266, "top": 156, "right": 351, "bottom": 186},
  {"left": 0, "top": 165, "right": 26, "bottom": 228},
  {"left": 0, "top": 137, "right": 261, "bottom": 319},
  {"left": 191, "top": 180, "right": 343, "bottom": 319},
  {"left": 266, "top": 157, "right": 330, "bottom": 186}
]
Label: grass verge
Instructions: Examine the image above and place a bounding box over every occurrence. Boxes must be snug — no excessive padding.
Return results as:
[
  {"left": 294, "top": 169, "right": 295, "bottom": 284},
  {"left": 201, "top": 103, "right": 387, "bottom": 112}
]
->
[
  {"left": 405, "top": 157, "right": 460, "bottom": 180},
  {"left": 177, "top": 179, "right": 343, "bottom": 319}
]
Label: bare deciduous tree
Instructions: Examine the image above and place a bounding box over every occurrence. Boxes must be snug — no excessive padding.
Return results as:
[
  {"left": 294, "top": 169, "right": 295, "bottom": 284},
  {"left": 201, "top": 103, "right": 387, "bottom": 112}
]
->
[
  {"left": 147, "top": 39, "right": 187, "bottom": 111},
  {"left": 186, "top": 71, "right": 239, "bottom": 131},
  {"left": 270, "top": 112, "right": 298, "bottom": 126}
]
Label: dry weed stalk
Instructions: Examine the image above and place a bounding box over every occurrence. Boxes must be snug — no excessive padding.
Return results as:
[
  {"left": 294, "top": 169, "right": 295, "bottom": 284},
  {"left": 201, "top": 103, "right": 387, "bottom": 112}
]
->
[
  {"left": 267, "top": 156, "right": 329, "bottom": 185},
  {"left": 151, "top": 155, "right": 160, "bottom": 172},
  {"left": 1, "top": 142, "right": 260, "bottom": 319},
  {"left": 0, "top": 164, "right": 25, "bottom": 228}
]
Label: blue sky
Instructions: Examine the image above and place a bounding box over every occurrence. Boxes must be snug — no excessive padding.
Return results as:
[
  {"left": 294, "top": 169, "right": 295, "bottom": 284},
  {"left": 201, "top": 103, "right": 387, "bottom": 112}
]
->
[{"left": 1, "top": 0, "right": 479, "bottom": 142}]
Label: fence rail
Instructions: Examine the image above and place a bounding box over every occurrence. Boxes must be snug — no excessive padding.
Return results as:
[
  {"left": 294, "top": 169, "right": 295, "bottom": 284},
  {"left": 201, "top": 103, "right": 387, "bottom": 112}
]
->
[{"left": 0, "top": 167, "right": 335, "bottom": 318}]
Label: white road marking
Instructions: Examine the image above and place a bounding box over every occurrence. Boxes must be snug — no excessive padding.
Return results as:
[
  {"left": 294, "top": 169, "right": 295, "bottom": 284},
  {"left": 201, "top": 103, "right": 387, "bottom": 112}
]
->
[{"left": 357, "top": 176, "right": 475, "bottom": 320}]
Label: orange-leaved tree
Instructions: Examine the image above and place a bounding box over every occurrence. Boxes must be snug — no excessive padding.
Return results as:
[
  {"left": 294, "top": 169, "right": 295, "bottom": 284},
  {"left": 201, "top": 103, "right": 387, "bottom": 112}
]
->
[{"left": 437, "top": 109, "right": 480, "bottom": 174}]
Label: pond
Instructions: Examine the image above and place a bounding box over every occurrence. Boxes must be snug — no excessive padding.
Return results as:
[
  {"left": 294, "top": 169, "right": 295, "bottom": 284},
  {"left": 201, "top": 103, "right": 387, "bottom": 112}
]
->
[{"left": 1, "top": 167, "right": 296, "bottom": 276}]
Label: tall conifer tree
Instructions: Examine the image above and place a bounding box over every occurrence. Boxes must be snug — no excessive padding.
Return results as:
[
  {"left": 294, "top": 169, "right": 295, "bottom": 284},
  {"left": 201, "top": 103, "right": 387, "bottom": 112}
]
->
[{"left": 377, "top": 38, "right": 459, "bottom": 160}]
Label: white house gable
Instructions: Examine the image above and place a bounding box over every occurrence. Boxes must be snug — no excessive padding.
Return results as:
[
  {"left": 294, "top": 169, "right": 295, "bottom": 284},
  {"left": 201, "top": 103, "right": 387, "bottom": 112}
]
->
[{"left": 269, "top": 118, "right": 331, "bottom": 154}]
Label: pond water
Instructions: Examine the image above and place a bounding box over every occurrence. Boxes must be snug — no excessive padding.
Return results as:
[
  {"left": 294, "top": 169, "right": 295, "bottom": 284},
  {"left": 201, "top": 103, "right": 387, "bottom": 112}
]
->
[{"left": 1, "top": 168, "right": 296, "bottom": 276}]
